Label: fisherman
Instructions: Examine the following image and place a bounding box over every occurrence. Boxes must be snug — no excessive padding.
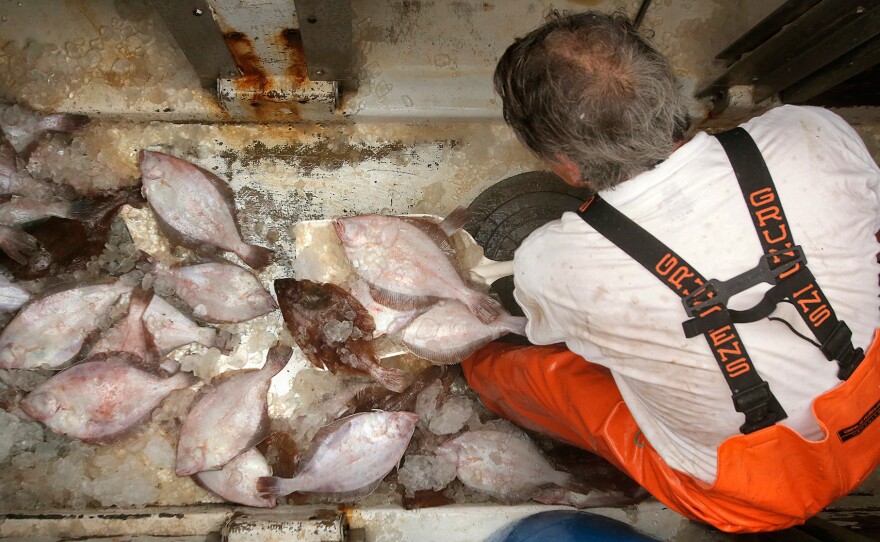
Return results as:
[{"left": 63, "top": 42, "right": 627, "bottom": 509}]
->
[{"left": 463, "top": 10, "right": 880, "bottom": 533}]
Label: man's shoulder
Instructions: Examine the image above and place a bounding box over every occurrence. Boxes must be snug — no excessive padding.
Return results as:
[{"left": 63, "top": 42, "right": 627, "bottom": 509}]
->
[{"left": 742, "top": 105, "right": 855, "bottom": 140}]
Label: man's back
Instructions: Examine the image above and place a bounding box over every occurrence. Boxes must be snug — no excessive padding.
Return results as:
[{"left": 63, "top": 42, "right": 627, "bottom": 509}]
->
[{"left": 513, "top": 105, "right": 880, "bottom": 483}]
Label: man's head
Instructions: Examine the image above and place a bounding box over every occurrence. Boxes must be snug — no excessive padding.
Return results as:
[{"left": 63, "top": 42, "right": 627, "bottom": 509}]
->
[{"left": 494, "top": 11, "right": 690, "bottom": 190}]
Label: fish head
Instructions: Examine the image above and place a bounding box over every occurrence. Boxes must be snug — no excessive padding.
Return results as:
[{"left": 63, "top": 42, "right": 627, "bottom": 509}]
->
[
  {"left": 19, "top": 390, "right": 59, "bottom": 422},
  {"left": 388, "top": 411, "right": 419, "bottom": 439},
  {"left": 434, "top": 437, "right": 460, "bottom": 463},
  {"left": 333, "top": 218, "right": 365, "bottom": 247},
  {"left": 138, "top": 150, "right": 166, "bottom": 182}
]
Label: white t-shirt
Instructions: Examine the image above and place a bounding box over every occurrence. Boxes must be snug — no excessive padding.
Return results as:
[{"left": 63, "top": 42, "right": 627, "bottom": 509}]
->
[{"left": 513, "top": 105, "right": 880, "bottom": 484}]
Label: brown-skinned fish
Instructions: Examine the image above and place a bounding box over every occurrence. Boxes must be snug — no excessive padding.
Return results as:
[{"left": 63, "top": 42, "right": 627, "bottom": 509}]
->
[
  {"left": 0, "top": 280, "right": 134, "bottom": 369},
  {"left": 194, "top": 448, "right": 276, "bottom": 508},
  {"left": 142, "top": 295, "right": 217, "bottom": 354},
  {"left": 153, "top": 261, "right": 277, "bottom": 324},
  {"left": 139, "top": 150, "right": 273, "bottom": 269},
  {"left": 334, "top": 211, "right": 503, "bottom": 323},
  {"left": 175, "top": 345, "right": 292, "bottom": 476},
  {"left": 275, "top": 278, "right": 408, "bottom": 393},
  {"left": 402, "top": 299, "right": 527, "bottom": 364},
  {"left": 19, "top": 352, "right": 194, "bottom": 443},
  {"left": 256, "top": 411, "right": 418, "bottom": 500}
]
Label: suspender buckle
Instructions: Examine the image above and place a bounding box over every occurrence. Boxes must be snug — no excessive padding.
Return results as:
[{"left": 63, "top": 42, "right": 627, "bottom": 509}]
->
[
  {"left": 681, "top": 246, "right": 806, "bottom": 318},
  {"left": 820, "top": 321, "right": 865, "bottom": 380},
  {"left": 733, "top": 382, "right": 787, "bottom": 434}
]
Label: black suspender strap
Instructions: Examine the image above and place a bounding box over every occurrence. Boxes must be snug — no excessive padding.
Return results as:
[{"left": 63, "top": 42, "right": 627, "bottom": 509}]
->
[
  {"left": 576, "top": 195, "right": 788, "bottom": 434},
  {"left": 715, "top": 128, "right": 865, "bottom": 380}
]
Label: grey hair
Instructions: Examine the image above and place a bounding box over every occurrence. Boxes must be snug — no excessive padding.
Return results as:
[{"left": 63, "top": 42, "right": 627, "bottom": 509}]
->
[{"left": 494, "top": 10, "right": 691, "bottom": 191}]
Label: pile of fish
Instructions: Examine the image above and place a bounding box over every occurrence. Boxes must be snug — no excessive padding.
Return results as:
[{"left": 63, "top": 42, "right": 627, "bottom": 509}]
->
[{"left": 0, "top": 103, "right": 638, "bottom": 512}]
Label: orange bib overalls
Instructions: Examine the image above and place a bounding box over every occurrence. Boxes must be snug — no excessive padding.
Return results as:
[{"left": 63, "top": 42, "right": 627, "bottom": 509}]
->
[{"left": 463, "top": 128, "right": 880, "bottom": 533}]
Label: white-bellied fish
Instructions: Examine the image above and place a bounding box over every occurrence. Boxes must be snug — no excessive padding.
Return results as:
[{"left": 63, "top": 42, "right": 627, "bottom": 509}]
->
[
  {"left": 0, "top": 274, "right": 30, "bottom": 311},
  {"left": 142, "top": 295, "right": 217, "bottom": 354},
  {"left": 402, "top": 300, "right": 527, "bottom": 364},
  {"left": 19, "top": 353, "right": 194, "bottom": 443},
  {"left": 0, "top": 280, "right": 134, "bottom": 369},
  {"left": 436, "top": 429, "right": 589, "bottom": 500},
  {"left": 0, "top": 196, "right": 98, "bottom": 227},
  {"left": 334, "top": 211, "right": 502, "bottom": 323},
  {"left": 0, "top": 103, "right": 89, "bottom": 158},
  {"left": 194, "top": 448, "right": 276, "bottom": 508},
  {"left": 0, "top": 131, "right": 59, "bottom": 200},
  {"left": 175, "top": 345, "right": 292, "bottom": 476},
  {"left": 275, "top": 278, "right": 408, "bottom": 393},
  {"left": 154, "top": 261, "right": 277, "bottom": 324},
  {"left": 0, "top": 224, "right": 40, "bottom": 264},
  {"left": 139, "top": 150, "right": 273, "bottom": 269},
  {"left": 256, "top": 411, "right": 418, "bottom": 501}
]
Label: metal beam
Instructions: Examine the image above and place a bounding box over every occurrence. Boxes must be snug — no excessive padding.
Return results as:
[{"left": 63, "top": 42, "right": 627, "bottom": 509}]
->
[
  {"left": 782, "top": 34, "right": 880, "bottom": 103},
  {"left": 751, "top": 2, "right": 880, "bottom": 103},
  {"left": 151, "top": 0, "right": 239, "bottom": 89},
  {"left": 697, "top": 0, "right": 868, "bottom": 98},
  {"left": 715, "top": 0, "right": 822, "bottom": 64},
  {"left": 293, "top": 0, "right": 354, "bottom": 81}
]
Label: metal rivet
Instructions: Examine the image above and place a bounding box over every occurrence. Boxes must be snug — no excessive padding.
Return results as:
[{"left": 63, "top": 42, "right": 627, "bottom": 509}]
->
[
  {"left": 307, "top": 16, "right": 317, "bottom": 24},
  {"left": 193, "top": 8, "right": 203, "bottom": 16},
  {"left": 315, "top": 69, "right": 325, "bottom": 76},
  {"left": 856, "top": 6, "right": 865, "bottom": 14}
]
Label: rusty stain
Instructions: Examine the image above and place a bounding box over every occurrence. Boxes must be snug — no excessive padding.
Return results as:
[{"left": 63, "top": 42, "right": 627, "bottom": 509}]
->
[
  {"left": 224, "top": 31, "right": 265, "bottom": 79},
  {"left": 277, "top": 28, "right": 309, "bottom": 85}
]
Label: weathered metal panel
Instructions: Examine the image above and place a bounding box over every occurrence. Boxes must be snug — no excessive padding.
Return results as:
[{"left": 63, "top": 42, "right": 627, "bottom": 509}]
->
[
  {"left": 293, "top": 0, "right": 354, "bottom": 81},
  {"left": 152, "top": 0, "right": 240, "bottom": 89}
]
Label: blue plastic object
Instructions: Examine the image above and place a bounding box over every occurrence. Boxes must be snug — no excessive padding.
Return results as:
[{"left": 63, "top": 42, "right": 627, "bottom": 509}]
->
[{"left": 486, "top": 510, "right": 661, "bottom": 542}]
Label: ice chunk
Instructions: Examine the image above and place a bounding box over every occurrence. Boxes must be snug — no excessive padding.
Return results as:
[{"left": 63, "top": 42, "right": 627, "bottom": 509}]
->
[
  {"left": 398, "top": 454, "right": 457, "bottom": 496},
  {"left": 428, "top": 394, "right": 473, "bottom": 436}
]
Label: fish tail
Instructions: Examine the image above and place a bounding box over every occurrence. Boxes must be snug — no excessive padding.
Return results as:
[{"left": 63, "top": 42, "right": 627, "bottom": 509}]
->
[
  {"left": 502, "top": 316, "right": 528, "bottom": 336},
  {"left": 369, "top": 363, "right": 409, "bottom": 393},
  {"left": 0, "top": 226, "right": 39, "bottom": 264},
  {"left": 256, "top": 476, "right": 295, "bottom": 497},
  {"left": 237, "top": 243, "right": 274, "bottom": 269},
  {"left": 65, "top": 197, "right": 107, "bottom": 221},
  {"left": 38, "top": 113, "right": 90, "bottom": 134},
  {"left": 263, "top": 344, "right": 293, "bottom": 376},
  {"left": 465, "top": 291, "right": 503, "bottom": 324},
  {"left": 167, "top": 370, "right": 197, "bottom": 389},
  {"left": 438, "top": 207, "right": 472, "bottom": 236}
]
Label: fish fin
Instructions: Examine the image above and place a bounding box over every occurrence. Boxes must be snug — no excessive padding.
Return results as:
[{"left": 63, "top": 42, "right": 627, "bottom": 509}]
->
[
  {"left": 0, "top": 225, "right": 39, "bottom": 264},
  {"left": 264, "top": 344, "right": 293, "bottom": 376},
  {"left": 367, "top": 361, "right": 409, "bottom": 393},
  {"left": 438, "top": 207, "right": 471, "bottom": 236},
  {"left": 237, "top": 243, "right": 274, "bottom": 269},
  {"left": 65, "top": 197, "right": 107, "bottom": 222},
  {"left": 298, "top": 478, "right": 384, "bottom": 504},
  {"left": 368, "top": 283, "right": 436, "bottom": 311},
  {"left": 398, "top": 216, "right": 461, "bottom": 264},
  {"left": 403, "top": 334, "right": 495, "bottom": 365},
  {"left": 256, "top": 475, "right": 299, "bottom": 497},
  {"left": 464, "top": 291, "right": 503, "bottom": 324}
]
